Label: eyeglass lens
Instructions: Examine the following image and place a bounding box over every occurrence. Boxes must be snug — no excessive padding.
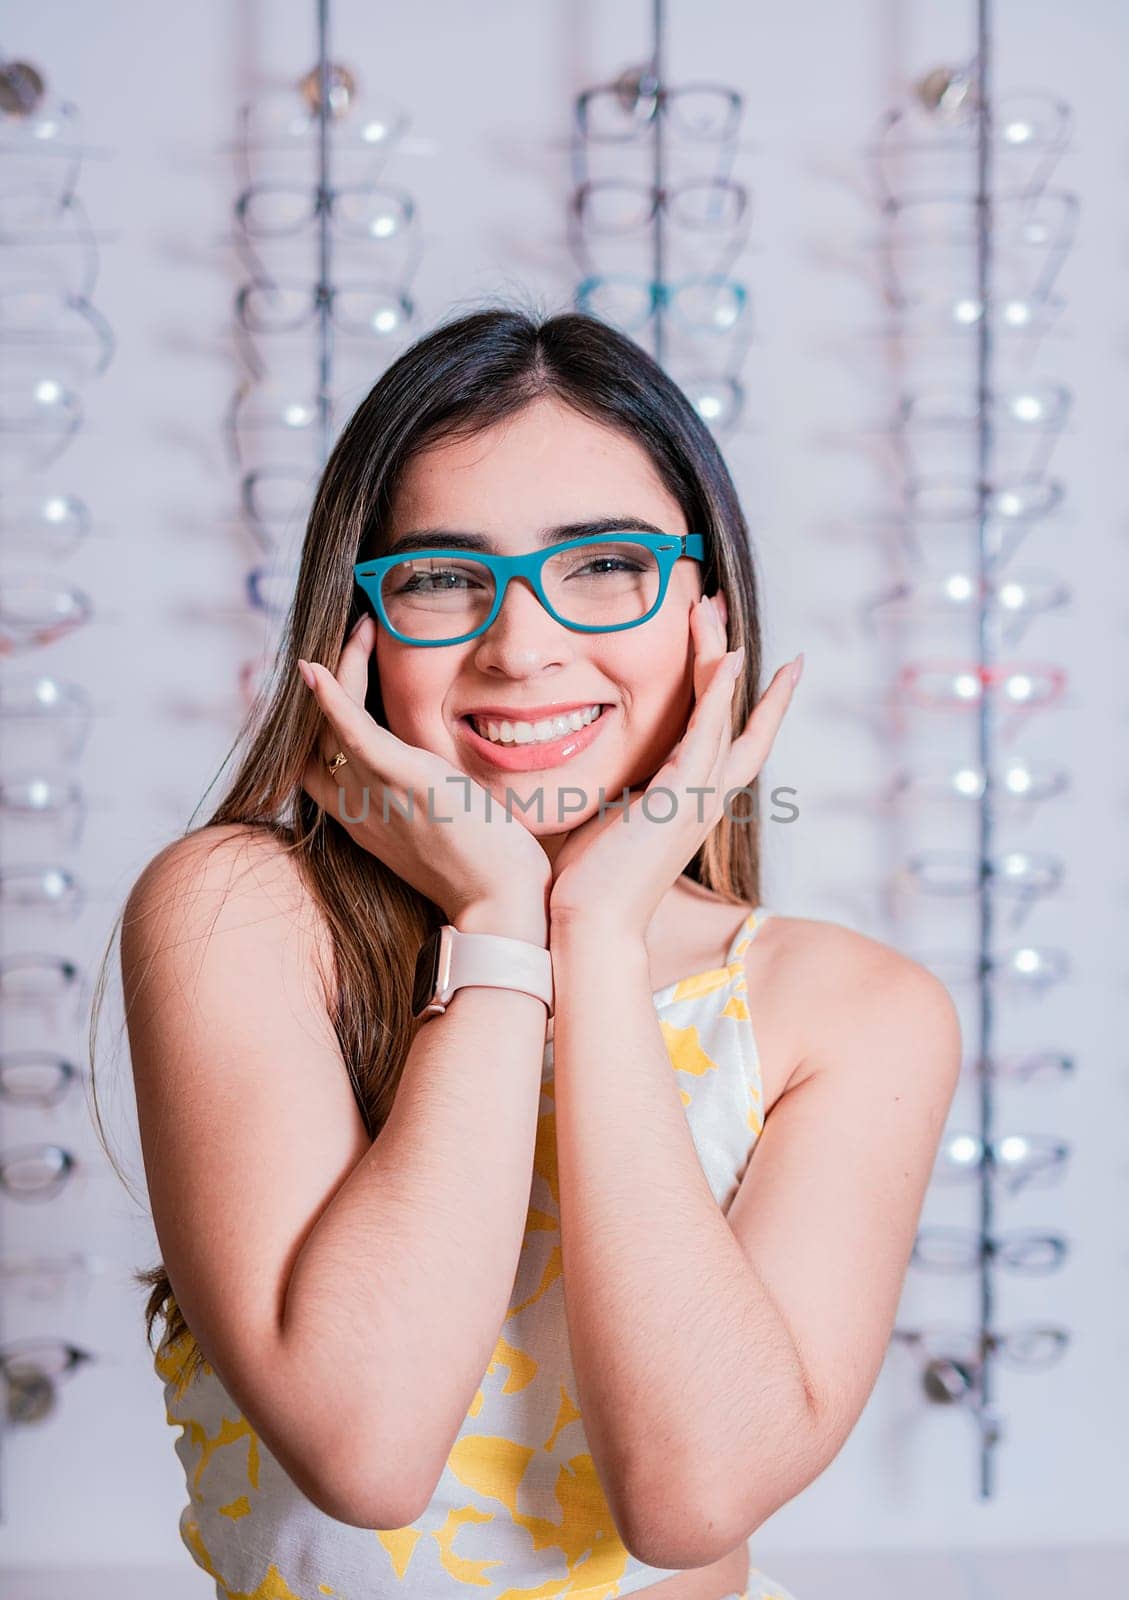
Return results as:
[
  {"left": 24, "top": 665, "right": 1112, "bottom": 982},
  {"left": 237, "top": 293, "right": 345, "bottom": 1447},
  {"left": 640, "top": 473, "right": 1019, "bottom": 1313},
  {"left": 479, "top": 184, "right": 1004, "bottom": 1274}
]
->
[{"left": 378, "top": 538, "right": 664, "bottom": 643}]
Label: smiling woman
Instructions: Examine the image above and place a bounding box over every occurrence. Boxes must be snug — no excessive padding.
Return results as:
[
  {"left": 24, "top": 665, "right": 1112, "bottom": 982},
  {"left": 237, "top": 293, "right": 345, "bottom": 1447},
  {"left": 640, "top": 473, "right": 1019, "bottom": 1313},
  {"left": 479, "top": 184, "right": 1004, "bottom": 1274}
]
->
[
  {"left": 351, "top": 397, "right": 723, "bottom": 839},
  {"left": 91, "top": 303, "right": 957, "bottom": 1600}
]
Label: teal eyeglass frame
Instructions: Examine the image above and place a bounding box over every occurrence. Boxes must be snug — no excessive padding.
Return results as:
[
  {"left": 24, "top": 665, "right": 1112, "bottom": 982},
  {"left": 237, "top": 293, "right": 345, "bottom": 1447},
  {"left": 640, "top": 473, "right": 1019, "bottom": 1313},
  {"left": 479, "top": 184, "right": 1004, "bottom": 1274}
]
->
[{"left": 353, "top": 530, "right": 707, "bottom": 647}]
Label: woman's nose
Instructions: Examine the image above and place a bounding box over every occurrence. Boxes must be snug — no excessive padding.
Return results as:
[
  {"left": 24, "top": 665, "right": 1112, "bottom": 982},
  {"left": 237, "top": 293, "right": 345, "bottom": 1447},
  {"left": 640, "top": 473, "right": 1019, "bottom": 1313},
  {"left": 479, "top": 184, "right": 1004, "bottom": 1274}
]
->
[{"left": 471, "top": 575, "right": 573, "bottom": 668}]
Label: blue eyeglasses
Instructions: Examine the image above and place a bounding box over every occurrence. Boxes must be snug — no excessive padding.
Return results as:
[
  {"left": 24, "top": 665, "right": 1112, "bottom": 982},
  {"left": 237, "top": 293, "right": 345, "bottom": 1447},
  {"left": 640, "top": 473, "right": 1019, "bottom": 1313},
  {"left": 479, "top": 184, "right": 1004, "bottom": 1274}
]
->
[{"left": 353, "top": 530, "right": 706, "bottom": 647}]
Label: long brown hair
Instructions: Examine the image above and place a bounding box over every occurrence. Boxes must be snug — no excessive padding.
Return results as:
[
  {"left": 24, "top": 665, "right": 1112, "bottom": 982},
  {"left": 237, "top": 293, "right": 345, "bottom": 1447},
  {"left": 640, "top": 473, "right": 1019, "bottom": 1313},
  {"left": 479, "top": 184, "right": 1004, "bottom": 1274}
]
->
[{"left": 87, "top": 301, "right": 765, "bottom": 1391}]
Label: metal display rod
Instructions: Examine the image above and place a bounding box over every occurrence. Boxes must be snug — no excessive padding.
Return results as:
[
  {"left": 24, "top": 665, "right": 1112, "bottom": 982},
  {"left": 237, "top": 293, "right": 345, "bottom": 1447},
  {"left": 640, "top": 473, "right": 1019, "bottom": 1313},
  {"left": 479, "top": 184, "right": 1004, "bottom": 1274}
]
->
[
  {"left": 972, "top": 0, "right": 999, "bottom": 1502},
  {"left": 315, "top": 0, "right": 335, "bottom": 465}
]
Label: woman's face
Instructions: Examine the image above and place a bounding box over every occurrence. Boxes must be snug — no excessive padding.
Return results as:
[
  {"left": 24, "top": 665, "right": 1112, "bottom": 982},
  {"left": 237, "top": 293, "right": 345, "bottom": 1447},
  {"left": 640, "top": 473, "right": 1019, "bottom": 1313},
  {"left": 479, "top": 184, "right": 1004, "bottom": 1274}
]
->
[{"left": 375, "top": 394, "right": 715, "bottom": 866}]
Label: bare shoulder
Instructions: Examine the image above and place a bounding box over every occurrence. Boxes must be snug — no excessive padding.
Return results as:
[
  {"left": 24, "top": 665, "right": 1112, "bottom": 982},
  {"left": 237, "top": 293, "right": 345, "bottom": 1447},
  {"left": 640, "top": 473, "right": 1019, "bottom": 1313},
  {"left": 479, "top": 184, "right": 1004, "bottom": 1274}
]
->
[
  {"left": 751, "top": 910, "right": 954, "bottom": 993},
  {"left": 122, "top": 821, "right": 338, "bottom": 1012},
  {"left": 745, "top": 912, "right": 962, "bottom": 1103}
]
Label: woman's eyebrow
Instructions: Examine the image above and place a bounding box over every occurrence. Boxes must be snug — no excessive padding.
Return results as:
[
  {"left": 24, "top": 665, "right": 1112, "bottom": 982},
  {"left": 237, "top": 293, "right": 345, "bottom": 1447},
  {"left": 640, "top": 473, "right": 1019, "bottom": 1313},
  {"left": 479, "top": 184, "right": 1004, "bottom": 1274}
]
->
[{"left": 384, "top": 515, "right": 669, "bottom": 557}]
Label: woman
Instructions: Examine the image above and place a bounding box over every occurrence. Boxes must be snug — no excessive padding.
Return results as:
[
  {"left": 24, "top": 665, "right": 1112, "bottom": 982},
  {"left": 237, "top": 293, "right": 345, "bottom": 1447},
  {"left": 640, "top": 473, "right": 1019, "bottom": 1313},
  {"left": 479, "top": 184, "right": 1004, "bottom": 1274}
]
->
[{"left": 110, "top": 306, "right": 961, "bottom": 1600}]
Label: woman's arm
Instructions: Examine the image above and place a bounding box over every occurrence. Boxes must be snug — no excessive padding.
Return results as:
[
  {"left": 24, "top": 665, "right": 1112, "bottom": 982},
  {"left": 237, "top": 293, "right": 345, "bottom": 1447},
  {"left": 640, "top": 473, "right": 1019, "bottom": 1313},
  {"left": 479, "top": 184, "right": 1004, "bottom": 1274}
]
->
[
  {"left": 125, "top": 825, "right": 549, "bottom": 1530},
  {"left": 548, "top": 911, "right": 961, "bottom": 1570}
]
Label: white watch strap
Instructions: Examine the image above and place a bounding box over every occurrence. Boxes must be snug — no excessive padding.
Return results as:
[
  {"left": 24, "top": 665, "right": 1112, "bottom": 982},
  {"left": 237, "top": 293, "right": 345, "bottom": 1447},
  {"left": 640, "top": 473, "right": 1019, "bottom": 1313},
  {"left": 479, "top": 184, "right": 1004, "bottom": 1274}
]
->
[{"left": 445, "top": 926, "right": 555, "bottom": 1016}]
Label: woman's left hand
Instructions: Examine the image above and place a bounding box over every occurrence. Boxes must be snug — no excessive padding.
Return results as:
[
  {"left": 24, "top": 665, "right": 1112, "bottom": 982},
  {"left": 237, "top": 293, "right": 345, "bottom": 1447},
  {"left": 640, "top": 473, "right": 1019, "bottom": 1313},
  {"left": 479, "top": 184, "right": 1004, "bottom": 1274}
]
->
[{"left": 547, "top": 590, "right": 802, "bottom": 935}]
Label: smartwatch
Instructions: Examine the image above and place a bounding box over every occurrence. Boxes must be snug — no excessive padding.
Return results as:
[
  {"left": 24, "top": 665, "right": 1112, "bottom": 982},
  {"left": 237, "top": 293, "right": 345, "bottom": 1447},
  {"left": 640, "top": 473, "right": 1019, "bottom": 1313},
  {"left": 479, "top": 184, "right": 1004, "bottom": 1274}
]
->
[{"left": 411, "top": 924, "right": 555, "bottom": 1020}]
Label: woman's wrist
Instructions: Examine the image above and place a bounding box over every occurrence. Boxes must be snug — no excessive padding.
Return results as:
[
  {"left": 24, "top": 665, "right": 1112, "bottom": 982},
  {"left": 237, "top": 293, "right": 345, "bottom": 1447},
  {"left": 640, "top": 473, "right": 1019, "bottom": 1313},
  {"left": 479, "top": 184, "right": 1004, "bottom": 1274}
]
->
[
  {"left": 549, "top": 908, "right": 649, "bottom": 970},
  {"left": 453, "top": 898, "right": 549, "bottom": 946},
  {"left": 548, "top": 901, "right": 646, "bottom": 946}
]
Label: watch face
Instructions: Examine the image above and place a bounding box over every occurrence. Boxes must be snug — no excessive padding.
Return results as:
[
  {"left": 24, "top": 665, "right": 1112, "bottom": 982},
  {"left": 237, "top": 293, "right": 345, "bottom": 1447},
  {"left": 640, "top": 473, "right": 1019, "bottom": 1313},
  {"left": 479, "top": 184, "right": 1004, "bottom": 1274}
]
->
[{"left": 411, "top": 930, "right": 443, "bottom": 1017}]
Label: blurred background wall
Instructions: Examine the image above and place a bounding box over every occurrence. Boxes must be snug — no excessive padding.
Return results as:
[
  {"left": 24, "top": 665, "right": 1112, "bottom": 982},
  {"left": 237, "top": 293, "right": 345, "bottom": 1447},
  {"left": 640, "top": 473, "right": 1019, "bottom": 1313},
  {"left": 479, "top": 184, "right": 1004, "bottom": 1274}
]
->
[{"left": 1, "top": 1, "right": 1127, "bottom": 1595}]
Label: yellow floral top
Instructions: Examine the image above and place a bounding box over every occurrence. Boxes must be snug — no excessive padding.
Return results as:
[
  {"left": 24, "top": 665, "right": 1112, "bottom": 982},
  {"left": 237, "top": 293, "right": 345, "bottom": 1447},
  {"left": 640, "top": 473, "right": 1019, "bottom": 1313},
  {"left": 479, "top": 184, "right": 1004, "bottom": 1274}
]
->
[{"left": 155, "top": 905, "right": 799, "bottom": 1600}]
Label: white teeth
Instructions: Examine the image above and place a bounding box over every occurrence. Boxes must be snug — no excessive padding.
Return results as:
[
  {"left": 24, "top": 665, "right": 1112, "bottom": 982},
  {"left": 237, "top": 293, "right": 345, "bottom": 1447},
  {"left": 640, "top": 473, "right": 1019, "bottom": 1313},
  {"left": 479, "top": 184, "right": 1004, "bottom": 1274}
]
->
[{"left": 472, "top": 704, "right": 604, "bottom": 745}]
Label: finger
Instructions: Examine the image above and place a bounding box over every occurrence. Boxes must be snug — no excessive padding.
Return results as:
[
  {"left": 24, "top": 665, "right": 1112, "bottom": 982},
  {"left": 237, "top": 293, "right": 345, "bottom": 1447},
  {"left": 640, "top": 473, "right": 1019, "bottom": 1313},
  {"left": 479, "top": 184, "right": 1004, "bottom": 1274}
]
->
[
  {"left": 691, "top": 590, "right": 729, "bottom": 703},
  {"left": 725, "top": 655, "right": 802, "bottom": 791},
  {"left": 647, "top": 591, "right": 735, "bottom": 781},
  {"left": 669, "top": 657, "right": 741, "bottom": 797},
  {"left": 684, "top": 592, "right": 736, "bottom": 735},
  {"left": 299, "top": 655, "right": 399, "bottom": 779},
  {"left": 313, "top": 616, "right": 378, "bottom": 772},
  {"left": 334, "top": 613, "right": 378, "bottom": 711}
]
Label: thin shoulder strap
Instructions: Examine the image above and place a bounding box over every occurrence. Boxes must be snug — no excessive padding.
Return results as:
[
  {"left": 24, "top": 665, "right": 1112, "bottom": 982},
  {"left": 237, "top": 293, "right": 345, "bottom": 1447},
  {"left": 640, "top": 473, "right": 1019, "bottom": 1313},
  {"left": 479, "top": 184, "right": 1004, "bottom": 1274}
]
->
[{"left": 726, "top": 905, "right": 772, "bottom": 967}]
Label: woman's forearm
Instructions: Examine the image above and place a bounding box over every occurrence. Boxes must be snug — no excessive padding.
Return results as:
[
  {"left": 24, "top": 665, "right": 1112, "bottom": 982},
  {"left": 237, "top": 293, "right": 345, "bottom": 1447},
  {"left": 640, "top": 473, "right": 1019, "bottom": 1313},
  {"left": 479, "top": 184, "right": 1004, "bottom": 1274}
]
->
[
  {"left": 279, "top": 897, "right": 550, "bottom": 1524},
  {"left": 548, "top": 912, "right": 815, "bottom": 1566}
]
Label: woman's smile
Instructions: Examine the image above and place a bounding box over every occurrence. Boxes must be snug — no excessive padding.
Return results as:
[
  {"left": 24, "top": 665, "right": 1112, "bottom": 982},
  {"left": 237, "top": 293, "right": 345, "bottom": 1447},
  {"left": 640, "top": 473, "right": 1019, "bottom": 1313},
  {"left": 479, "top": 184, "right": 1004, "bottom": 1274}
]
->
[{"left": 456, "top": 701, "right": 615, "bottom": 772}]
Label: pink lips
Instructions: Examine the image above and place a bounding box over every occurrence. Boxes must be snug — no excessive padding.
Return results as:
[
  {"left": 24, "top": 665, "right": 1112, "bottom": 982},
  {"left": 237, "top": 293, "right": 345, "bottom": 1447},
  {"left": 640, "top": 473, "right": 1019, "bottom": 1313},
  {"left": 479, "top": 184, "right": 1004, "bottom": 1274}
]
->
[{"left": 458, "top": 705, "right": 612, "bottom": 772}]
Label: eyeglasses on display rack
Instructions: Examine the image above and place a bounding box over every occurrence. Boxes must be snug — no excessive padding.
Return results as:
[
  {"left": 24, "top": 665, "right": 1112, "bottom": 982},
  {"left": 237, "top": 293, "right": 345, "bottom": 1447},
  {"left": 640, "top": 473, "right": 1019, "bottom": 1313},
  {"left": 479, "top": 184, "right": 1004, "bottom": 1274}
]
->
[
  {"left": 354, "top": 530, "right": 706, "bottom": 647},
  {"left": 223, "top": 377, "right": 335, "bottom": 472},
  {"left": 0, "top": 773, "right": 86, "bottom": 846},
  {"left": 0, "top": 952, "right": 85, "bottom": 1013},
  {"left": 0, "top": 864, "right": 84, "bottom": 917},
  {"left": 0, "top": 56, "right": 88, "bottom": 201},
  {"left": 891, "top": 1321, "right": 1069, "bottom": 1409},
  {"left": 896, "top": 848, "right": 1063, "bottom": 901},
  {"left": 932, "top": 1130, "right": 1070, "bottom": 1192},
  {"left": 0, "top": 286, "right": 115, "bottom": 379},
  {"left": 568, "top": 177, "right": 752, "bottom": 285},
  {"left": 568, "top": 57, "right": 751, "bottom": 435},
  {"left": 910, "top": 943, "right": 1070, "bottom": 993},
  {"left": 872, "top": 478, "right": 1066, "bottom": 570},
  {"left": 0, "top": 489, "right": 93, "bottom": 557},
  {"left": 668, "top": 370, "right": 746, "bottom": 432},
  {"left": 898, "top": 474, "right": 1064, "bottom": 526},
  {"left": 893, "top": 379, "right": 1072, "bottom": 433},
  {"left": 867, "top": 80, "right": 1073, "bottom": 206},
  {"left": 228, "top": 54, "right": 425, "bottom": 602},
  {"left": 574, "top": 81, "right": 744, "bottom": 145},
  {"left": 0, "top": 376, "right": 84, "bottom": 476},
  {"left": 1, "top": 57, "right": 111, "bottom": 1447},
  {"left": 887, "top": 759, "right": 1070, "bottom": 807},
  {"left": 911, "top": 1226, "right": 1069, "bottom": 1275},
  {"left": 868, "top": 288, "right": 1067, "bottom": 343},
  {"left": 0, "top": 1142, "right": 79, "bottom": 1202},
  {"left": 0, "top": 1250, "right": 110, "bottom": 1302},
  {"left": 0, "top": 575, "right": 92, "bottom": 653},
  {"left": 233, "top": 70, "right": 412, "bottom": 189},
  {"left": 235, "top": 276, "right": 415, "bottom": 338},
  {"left": 892, "top": 1321, "right": 1071, "bottom": 1373},
  {"left": 891, "top": 382, "right": 1072, "bottom": 482},
  {"left": 575, "top": 273, "right": 748, "bottom": 337},
  {"left": 246, "top": 564, "right": 298, "bottom": 620},
  {"left": 0, "top": 1050, "right": 87, "bottom": 1109},
  {"left": 963, "top": 1049, "right": 1075, "bottom": 1086},
  {"left": 1, "top": 1336, "right": 99, "bottom": 1424},
  {"left": 868, "top": 53, "right": 1076, "bottom": 1500},
  {"left": 234, "top": 178, "right": 416, "bottom": 241},
  {"left": 877, "top": 184, "right": 1076, "bottom": 256},
  {"left": 877, "top": 182, "right": 1077, "bottom": 249},
  {"left": 238, "top": 464, "right": 319, "bottom": 554},
  {"left": 0, "top": 674, "right": 93, "bottom": 762},
  {"left": 0, "top": 181, "right": 109, "bottom": 268},
  {"left": 860, "top": 569, "right": 1071, "bottom": 645},
  {"left": 897, "top": 660, "right": 1067, "bottom": 712},
  {"left": 872, "top": 190, "right": 1076, "bottom": 344},
  {"left": 571, "top": 176, "right": 749, "bottom": 236}
]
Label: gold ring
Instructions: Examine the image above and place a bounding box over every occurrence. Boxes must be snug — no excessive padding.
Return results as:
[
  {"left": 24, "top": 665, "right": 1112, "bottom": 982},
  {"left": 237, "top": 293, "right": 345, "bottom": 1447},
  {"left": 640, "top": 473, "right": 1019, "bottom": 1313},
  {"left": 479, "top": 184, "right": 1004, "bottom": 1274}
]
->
[{"left": 326, "top": 751, "right": 349, "bottom": 779}]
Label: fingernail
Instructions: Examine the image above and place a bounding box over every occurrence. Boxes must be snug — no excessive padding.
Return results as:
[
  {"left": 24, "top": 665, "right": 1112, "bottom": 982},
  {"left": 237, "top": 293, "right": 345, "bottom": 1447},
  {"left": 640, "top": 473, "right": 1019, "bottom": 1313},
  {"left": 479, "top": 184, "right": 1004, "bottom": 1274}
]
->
[
  {"left": 297, "top": 659, "right": 315, "bottom": 689},
  {"left": 789, "top": 652, "right": 804, "bottom": 688},
  {"left": 727, "top": 644, "right": 746, "bottom": 680}
]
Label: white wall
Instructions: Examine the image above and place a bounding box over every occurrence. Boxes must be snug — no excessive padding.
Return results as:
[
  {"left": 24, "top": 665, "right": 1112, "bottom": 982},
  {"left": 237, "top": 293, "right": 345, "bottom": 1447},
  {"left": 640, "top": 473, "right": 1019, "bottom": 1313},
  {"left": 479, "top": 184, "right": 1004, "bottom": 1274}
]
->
[{"left": 1, "top": 0, "right": 1126, "bottom": 1589}]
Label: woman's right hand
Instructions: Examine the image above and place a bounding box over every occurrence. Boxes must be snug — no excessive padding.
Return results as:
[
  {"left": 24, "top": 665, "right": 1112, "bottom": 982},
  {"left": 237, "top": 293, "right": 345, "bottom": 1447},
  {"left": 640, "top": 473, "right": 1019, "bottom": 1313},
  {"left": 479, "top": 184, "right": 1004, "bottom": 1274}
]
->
[{"left": 298, "top": 616, "right": 553, "bottom": 933}]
